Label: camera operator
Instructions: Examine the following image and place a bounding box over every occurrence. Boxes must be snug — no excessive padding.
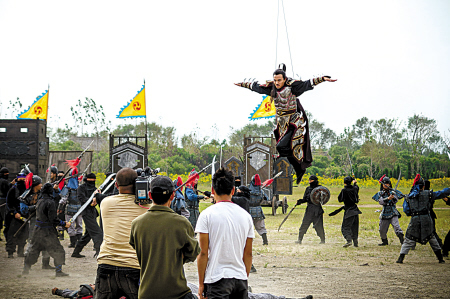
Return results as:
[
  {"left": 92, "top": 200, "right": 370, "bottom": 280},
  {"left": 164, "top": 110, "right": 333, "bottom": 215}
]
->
[{"left": 94, "top": 167, "right": 150, "bottom": 299}]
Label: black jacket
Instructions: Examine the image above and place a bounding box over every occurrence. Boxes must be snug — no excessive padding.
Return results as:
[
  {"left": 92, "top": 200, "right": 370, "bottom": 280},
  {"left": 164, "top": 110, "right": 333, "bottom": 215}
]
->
[{"left": 338, "top": 183, "right": 361, "bottom": 219}]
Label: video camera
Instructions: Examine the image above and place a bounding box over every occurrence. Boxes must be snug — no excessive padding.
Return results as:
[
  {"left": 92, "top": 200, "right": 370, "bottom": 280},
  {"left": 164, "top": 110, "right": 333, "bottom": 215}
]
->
[{"left": 135, "top": 167, "right": 160, "bottom": 205}]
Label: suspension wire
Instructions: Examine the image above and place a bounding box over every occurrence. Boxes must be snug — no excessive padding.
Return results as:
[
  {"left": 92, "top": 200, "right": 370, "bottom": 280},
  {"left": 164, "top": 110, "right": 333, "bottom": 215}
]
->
[
  {"left": 275, "top": 0, "right": 280, "bottom": 69},
  {"left": 281, "top": 0, "right": 295, "bottom": 77}
]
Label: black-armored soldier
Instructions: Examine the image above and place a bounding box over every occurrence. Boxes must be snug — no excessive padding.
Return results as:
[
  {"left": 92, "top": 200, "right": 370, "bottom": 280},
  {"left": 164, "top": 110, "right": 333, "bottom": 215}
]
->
[
  {"left": 338, "top": 176, "right": 361, "bottom": 248},
  {"left": 296, "top": 175, "right": 325, "bottom": 244},
  {"left": 23, "top": 183, "right": 70, "bottom": 277}
]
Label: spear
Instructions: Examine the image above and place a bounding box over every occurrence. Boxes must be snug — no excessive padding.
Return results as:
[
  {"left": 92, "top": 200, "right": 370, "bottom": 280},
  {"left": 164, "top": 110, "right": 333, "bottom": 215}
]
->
[
  {"left": 56, "top": 140, "right": 94, "bottom": 186},
  {"left": 174, "top": 162, "right": 214, "bottom": 192}
]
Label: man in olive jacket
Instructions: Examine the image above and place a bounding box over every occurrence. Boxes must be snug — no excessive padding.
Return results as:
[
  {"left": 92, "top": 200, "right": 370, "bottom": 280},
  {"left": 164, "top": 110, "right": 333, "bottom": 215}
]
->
[{"left": 130, "top": 176, "right": 200, "bottom": 299}]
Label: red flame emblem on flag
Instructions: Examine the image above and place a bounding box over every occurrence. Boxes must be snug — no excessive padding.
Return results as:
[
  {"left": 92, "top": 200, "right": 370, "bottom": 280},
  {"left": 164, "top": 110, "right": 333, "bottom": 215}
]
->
[
  {"left": 34, "top": 106, "right": 43, "bottom": 115},
  {"left": 133, "top": 102, "right": 141, "bottom": 111}
]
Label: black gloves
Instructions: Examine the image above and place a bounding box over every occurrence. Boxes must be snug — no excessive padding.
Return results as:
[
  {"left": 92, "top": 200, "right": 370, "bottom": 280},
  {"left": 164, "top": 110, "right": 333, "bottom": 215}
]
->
[{"left": 204, "top": 191, "right": 211, "bottom": 197}]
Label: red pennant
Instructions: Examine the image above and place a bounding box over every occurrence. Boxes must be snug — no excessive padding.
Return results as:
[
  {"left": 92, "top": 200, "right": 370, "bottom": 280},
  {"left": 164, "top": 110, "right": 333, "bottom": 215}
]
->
[
  {"left": 262, "top": 178, "right": 274, "bottom": 188},
  {"left": 412, "top": 174, "right": 421, "bottom": 187},
  {"left": 78, "top": 175, "right": 83, "bottom": 181},
  {"left": 25, "top": 172, "right": 33, "bottom": 189},
  {"left": 46, "top": 163, "right": 55, "bottom": 173},
  {"left": 186, "top": 172, "right": 199, "bottom": 188},
  {"left": 58, "top": 178, "right": 65, "bottom": 191},
  {"left": 66, "top": 158, "right": 80, "bottom": 168}
]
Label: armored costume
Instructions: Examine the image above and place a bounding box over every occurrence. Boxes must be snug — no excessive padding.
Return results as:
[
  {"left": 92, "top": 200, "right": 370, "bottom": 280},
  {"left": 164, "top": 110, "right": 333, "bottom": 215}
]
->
[
  {"left": 372, "top": 176, "right": 404, "bottom": 246},
  {"left": 248, "top": 174, "right": 268, "bottom": 245},
  {"left": 23, "top": 183, "right": 69, "bottom": 277},
  {"left": 397, "top": 177, "right": 450, "bottom": 264},
  {"left": 338, "top": 177, "right": 361, "bottom": 247},
  {"left": 4, "top": 168, "right": 32, "bottom": 257},
  {"left": 185, "top": 170, "right": 204, "bottom": 229},
  {"left": 72, "top": 173, "right": 103, "bottom": 258},
  {"left": 236, "top": 66, "right": 334, "bottom": 183},
  {"left": 171, "top": 176, "right": 190, "bottom": 219},
  {"left": 0, "top": 167, "right": 12, "bottom": 240},
  {"left": 296, "top": 175, "right": 325, "bottom": 244},
  {"left": 22, "top": 175, "right": 55, "bottom": 269},
  {"left": 59, "top": 170, "right": 83, "bottom": 248},
  {"left": 442, "top": 198, "right": 450, "bottom": 257}
]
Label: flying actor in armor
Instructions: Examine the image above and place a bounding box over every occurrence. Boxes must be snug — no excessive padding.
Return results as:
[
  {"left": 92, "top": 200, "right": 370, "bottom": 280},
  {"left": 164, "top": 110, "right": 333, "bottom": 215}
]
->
[
  {"left": 295, "top": 175, "right": 325, "bottom": 244},
  {"left": 171, "top": 176, "right": 190, "bottom": 219},
  {"left": 337, "top": 176, "right": 361, "bottom": 247},
  {"left": 185, "top": 169, "right": 204, "bottom": 230},
  {"left": 23, "top": 183, "right": 71, "bottom": 277},
  {"left": 248, "top": 174, "right": 269, "bottom": 246},
  {"left": 4, "top": 167, "right": 34, "bottom": 258},
  {"left": 235, "top": 63, "right": 337, "bottom": 183},
  {"left": 372, "top": 176, "right": 404, "bottom": 246},
  {"left": 396, "top": 175, "right": 450, "bottom": 264},
  {"left": 71, "top": 173, "right": 103, "bottom": 258},
  {"left": 0, "top": 167, "right": 12, "bottom": 241},
  {"left": 59, "top": 168, "right": 83, "bottom": 248}
]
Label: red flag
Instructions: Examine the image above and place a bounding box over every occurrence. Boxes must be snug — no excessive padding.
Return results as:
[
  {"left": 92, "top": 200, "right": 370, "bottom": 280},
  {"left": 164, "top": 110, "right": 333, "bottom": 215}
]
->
[
  {"left": 58, "top": 178, "right": 65, "bottom": 191},
  {"left": 66, "top": 158, "right": 80, "bottom": 168},
  {"left": 176, "top": 176, "right": 183, "bottom": 191}
]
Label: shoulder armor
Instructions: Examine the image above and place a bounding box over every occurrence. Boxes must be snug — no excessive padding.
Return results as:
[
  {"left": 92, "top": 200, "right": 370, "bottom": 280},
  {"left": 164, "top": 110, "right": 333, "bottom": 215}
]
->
[
  {"left": 260, "top": 80, "right": 274, "bottom": 87},
  {"left": 286, "top": 78, "right": 302, "bottom": 86}
]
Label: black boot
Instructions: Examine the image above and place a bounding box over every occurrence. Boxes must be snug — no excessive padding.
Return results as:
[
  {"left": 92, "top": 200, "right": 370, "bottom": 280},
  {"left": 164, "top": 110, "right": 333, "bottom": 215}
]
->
[
  {"left": 262, "top": 233, "right": 268, "bottom": 246},
  {"left": 17, "top": 245, "right": 25, "bottom": 257},
  {"left": 353, "top": 239, "right": 358, "bottom": 247},
  {"left": 250, "top": 264, "right": 257, "bottom": 273},
  {"left": 396, "top": 253, "right": 405, "bottom": 264},
  {"left": 68, "top": 236, "right": 77, "bottom": 248},
  {"left": 320, "top": 238, "right": 326, "bottom": 244},
  {"left": 71, "top": 245, "right": 85, "bottom": 258},
  {"left": 397, "top": 233, "right": 404, "bottom": 245},
  {"left": 343, "top": 240, "right": 352, "bottom": 248},
  {"left": 22, "top": 263, "right": 31, "bottom": 275},
  {"left": 42, "top": 257, "right": 55, "bottom": 269},
  {"left": 295, "top": 234, "right": 303, "bottom": 244},
  {"left": 378, "top": 238, "right": 388, "bottom": 246},
  {"left": 434, "top": 250, "right": 445, "bottom": 264},
  {"left": 55, "top": 265, "right": 69, "bottom": 277},
  {"left": 7, "top": 251, "right": 14, "bottom": 258}
]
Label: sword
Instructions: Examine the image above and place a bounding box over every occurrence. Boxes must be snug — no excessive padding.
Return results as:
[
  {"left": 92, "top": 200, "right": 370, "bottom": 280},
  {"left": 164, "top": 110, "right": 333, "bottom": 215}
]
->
[
  {"left": 13, "top": 211, "right": 35, "bottom": 238},
  {"left": 67, "top": 173, "right": 116, "bottom": 225},
  {"left": 278, "top": 204, "right": 297, "bottom": 231}
]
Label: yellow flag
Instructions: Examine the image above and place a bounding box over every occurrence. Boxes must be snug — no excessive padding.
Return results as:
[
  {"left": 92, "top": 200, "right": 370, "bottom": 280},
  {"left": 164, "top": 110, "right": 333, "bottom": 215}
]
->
[
  {"left": 249, "top": 95, "right": 275, "bottom": 120},
  {"left": 117, "top": 85, "right": 146, "bottom": 118},
  {"left": 17, "top": 90, "right": 49, "bottom": 120}
]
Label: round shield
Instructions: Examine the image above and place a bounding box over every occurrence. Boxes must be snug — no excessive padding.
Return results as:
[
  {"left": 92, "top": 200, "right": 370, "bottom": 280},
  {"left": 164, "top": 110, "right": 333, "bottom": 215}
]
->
[{"left": 310, "top": 186, "right": 330, "bottom": 205}]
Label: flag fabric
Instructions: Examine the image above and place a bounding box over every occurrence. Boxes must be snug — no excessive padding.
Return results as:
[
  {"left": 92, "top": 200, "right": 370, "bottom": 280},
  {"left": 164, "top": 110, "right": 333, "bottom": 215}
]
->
[
  {"left": 117, "top": 84, "right": 146, "bottom": 118},
  {"left": 249, "top": 95, "right": 275, "bottom": 120},
  {"left": 17, "top": 89, "right": 49, "bottom": 120}
]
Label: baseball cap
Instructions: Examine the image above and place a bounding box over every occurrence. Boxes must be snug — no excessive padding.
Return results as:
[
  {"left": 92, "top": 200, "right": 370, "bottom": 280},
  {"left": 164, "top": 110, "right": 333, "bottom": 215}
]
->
[{"left": 151, "top": 176, "right": 175, "bottom": 195}]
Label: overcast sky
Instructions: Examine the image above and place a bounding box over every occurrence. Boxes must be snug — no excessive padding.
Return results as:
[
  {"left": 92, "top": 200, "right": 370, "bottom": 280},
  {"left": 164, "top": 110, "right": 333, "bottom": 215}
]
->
[{"left": 0, "top": 0, "right": 449, "bottom": 142}]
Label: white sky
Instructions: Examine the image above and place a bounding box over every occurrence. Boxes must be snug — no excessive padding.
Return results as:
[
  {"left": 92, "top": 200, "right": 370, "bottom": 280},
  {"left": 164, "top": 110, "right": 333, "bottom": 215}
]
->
[{"left": 0, "top": 0, "right": 449, "bottom": 142}]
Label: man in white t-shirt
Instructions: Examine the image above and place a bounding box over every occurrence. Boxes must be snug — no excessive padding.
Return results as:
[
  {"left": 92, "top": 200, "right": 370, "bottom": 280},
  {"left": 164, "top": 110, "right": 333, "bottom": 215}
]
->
[{"left": 196, "top": 168, "right": 254, "bottom": 299}]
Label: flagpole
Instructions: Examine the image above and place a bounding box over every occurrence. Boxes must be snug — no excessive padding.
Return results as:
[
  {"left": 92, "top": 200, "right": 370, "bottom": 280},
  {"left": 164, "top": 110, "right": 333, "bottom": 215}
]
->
[
  {"left": 46, "top": 84, "right": 49, "bottom": 133},
  {"left": 144, "top": 79, "right": 148, "bottom": 167}
]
